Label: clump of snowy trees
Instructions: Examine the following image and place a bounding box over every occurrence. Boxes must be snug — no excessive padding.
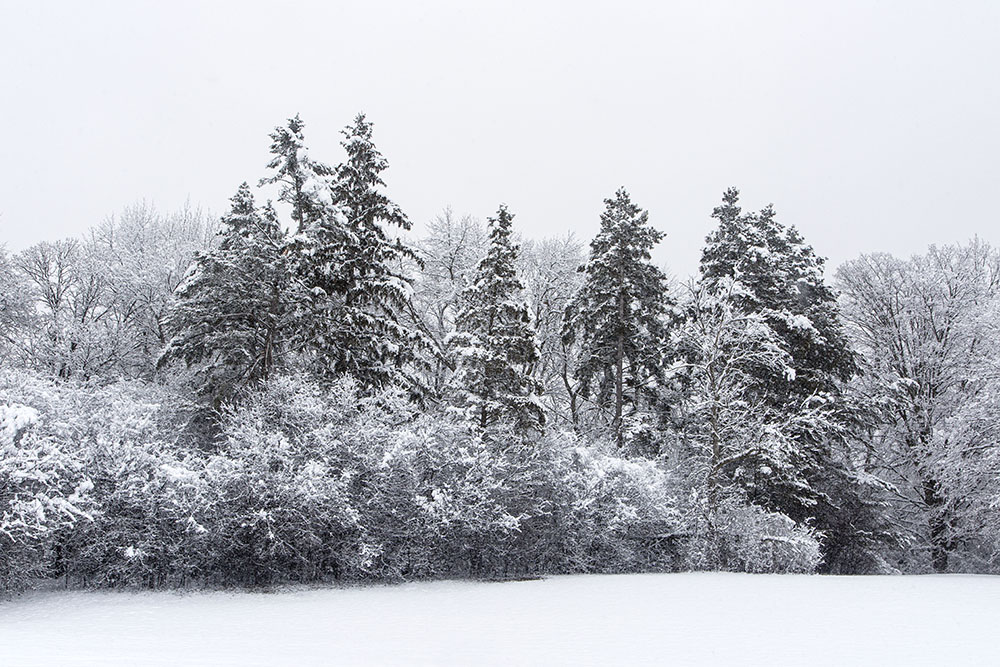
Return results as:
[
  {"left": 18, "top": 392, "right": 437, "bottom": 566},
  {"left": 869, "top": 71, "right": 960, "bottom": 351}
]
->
[{"left": 1, "top": 113, "right": 997, "bottom": 591}]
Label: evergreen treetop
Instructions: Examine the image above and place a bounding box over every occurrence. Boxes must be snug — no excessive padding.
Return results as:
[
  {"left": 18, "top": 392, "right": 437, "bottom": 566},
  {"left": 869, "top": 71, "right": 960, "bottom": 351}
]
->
[{"left": 259, "top": 114, "right": 342, "bottom": 233}]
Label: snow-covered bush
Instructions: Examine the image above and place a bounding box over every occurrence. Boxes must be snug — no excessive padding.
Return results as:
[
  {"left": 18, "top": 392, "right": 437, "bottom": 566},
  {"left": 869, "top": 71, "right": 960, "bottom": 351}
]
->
[
  {"left": 520, "top": 435, "right": 684, "bottom": 574},
  {"left": 0, "top": 370, "right": 692, "bottom": 589},
  {"left": 0, "top": 370, "right": 205, "bottom": 588},
  {"left": 680, "top": 492, "right": 821, "bottom": 574},
  {"left": 210, "top": 375, "right": 687, "bottom": 583},
  {"left": 0, "top": 400, "right": 93, "bottom": 589},
  {"left": 212, "top": 375, "right": 528, "bottom": 582},
  {"left": 65, "top": 442, "right": 210, "bottom": 587}
]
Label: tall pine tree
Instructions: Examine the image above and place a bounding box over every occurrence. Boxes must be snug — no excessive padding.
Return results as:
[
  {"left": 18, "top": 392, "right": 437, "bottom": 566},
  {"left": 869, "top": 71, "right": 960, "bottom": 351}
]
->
[
  {"left": 327, "top": 113, "right": 427, "bottom": 393},
  {"left": 701, "top": 188, "right": 857, "bottom": 400},
  {"left": 563, "top": 188, "right": 672, "bottom": 448},
  {"left": 258, "top": 114, "right": 427, "bottom": 395},
  {"left": 447, "top": 205, "right": 544, "bottom": 434},
  {"left": 695, "top": 187, "right": 897, "bottom": 573}
]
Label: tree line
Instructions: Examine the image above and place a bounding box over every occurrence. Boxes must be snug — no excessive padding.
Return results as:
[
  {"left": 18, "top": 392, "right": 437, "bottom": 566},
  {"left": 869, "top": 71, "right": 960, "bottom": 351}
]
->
[{"left": 1, "top": 113, "right": 998, "bottom": 590}]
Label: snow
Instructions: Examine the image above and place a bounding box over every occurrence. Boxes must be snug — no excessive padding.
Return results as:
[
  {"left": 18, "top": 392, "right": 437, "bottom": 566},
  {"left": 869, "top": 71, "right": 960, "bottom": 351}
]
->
[
  {"left": 0, "top": 403, "right": 39, "bottom": 442},
  {"left": 782, "top": 312, "right": 817, "bottom": 333},
  {"left": 1, "top": 573, "right": 997, "bottom": 666}
]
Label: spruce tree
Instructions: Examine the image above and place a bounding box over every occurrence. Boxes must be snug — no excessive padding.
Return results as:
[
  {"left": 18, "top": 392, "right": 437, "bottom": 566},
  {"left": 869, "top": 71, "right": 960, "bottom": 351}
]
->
[
  {"left": 695, "top": 187, "right": 896, "bottom": 572},
  {"left": 447, "top": 205, "right": 544, "bottom": 434},
  {"left": 257, "top": 115, "right": 350, "bottom": 380},
  {"left": 257, "top": 114, "right": 426, "bottom": 395},
  {"left": 324, "top": 112, "right": 427, "bottom": 393},
  {"left": 563, "top": 188, "right": 672, "bottom": 448},
  {"left": 701, "top": 188, "right": 857, "bottom": 400},
  {"left": 160, "top": 183, "right": 292, "bottom": 408}
]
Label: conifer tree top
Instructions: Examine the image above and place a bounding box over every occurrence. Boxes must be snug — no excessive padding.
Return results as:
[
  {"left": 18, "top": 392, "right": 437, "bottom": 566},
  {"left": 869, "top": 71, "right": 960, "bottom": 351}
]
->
[
  {"left": 336, "top": 113, "right": 410, "bottom": 232},
  {"left": 259, "top": 115, "right": 340, "bottom": 233}
]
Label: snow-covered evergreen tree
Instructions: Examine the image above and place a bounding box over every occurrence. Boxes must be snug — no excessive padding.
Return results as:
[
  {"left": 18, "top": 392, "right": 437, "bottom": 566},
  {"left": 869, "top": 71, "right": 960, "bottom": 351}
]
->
[
  {"left": 159, "top": 184, "right": 292, "bottom": 408},
  {"left": 447, "top": 205, "right": 544, "bottom": 434},
  {"left": 325, "top": 112, "right": 427, "bottom": 393},
  {"left": 701, "top": 188, "right": 857, "bottom": 401},
  {"left": 265, "top": 114, "right": 427, "bottom": 395},
  {"left": 694, "top": 188, "right": 897, "bottom": 573},
  {"left": 256, "top": 115, "right": 349, "bottom": 379},
  {"left": 563, "top": 188, "right": 672, "bottom": 448}
]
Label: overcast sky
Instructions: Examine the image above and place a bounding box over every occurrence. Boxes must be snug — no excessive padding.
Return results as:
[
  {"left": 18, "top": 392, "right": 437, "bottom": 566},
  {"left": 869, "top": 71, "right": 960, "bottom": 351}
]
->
[{"left": 2, "top": 1, "right": 998, "bottom": 278}]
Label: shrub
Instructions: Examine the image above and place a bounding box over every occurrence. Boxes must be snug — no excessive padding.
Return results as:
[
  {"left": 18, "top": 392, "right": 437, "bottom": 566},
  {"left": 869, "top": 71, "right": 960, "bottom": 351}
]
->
[{"left": 680, "top": 491, "right": 822, "bottom": 574}]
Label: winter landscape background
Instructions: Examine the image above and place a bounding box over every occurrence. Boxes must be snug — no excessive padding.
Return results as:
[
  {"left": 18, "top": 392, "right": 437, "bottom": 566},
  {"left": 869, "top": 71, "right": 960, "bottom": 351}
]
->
[{"left": 2, "top": 1, "right": 999, "bottom": 665}]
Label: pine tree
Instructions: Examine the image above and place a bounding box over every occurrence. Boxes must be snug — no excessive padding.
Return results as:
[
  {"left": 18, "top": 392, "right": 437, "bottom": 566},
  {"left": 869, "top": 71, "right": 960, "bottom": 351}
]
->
[
  {"left": 701, "top": 189, "right": 857, "bottom": 400},
  {"left": 256, "top": 115, "right": 351, "bottom": 378},
  {"left": 257, "top": 114, "right": 426, "bottom": 395},
  {"left": 563, "top": 188, "right": 672, "bottom": 448},
  {"left": 323, "top": 112, "right": 427, "bottom": 393},
  {"left": 695, "top": 187, "right": 896, "bottom": 573},
  {"left": 447, "top": 205, "right": 544, "bottom": 434},
  {"left": 159, "top": 183, "right": 292, "bottom": 408}
]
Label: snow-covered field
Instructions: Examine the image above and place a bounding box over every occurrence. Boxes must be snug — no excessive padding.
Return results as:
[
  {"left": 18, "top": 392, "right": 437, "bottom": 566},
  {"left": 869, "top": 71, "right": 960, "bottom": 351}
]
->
[{"left": 1, "top": 573, "right": 997, "bottom": 666}]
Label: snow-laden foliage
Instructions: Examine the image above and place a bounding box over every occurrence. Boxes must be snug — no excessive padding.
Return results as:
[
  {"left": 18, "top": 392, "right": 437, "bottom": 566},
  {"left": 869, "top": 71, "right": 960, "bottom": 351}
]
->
[
  {"left": 263, "top": 114, "right": 429, "bottom": 396},
  {"left": 0, "top": 369, "right": 202, "bottom": 587},
  {"left": 0, "top": 370, "right": 844, "bottom": 591},
  {"left": 519, "top": 235, "right": 586, "bottom": 425},
  {"left": 685, "top": 188, "right": 897, "bottom": 573},
  {"left": 935, "top": 369, "right": 1000, "bottom": 571},
  {"left": 206, "top": 375, "right": 687, "bottom": 581},
  {"left": 325, "top": 113, "right": 429, "bottom": 394},
  {"left": 11, "top": 205, "right": 213, "bottom": 380},
  {"left": 839, "top": 240, "right": 1000, "bottom": 572},
  {"left": 680, "top": 491, "right": 821, "bottom": 574},
  {"left": 0, "top": 376, "right": 93, "bottom": 589},
  {"left": 258, "top": 114, "right": 342, "bottom": 232},
  {"left": 0, "top": 246, "right": 31, "bottom": 363},
  {"left": 407, "top": 209, "right": 488, "bottom": 393}
]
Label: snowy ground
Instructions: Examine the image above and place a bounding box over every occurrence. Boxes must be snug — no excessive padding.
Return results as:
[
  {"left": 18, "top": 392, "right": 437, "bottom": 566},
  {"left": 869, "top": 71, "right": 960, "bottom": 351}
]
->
[{"left": 1, "top": 573, "right": 997, "bottom": 666}]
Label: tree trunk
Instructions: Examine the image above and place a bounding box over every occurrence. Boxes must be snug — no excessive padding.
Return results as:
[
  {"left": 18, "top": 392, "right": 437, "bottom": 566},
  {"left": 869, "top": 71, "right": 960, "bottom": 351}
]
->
[
  {"left": 614, "top": 294, "right": 625, "bottom": 448},
  {"left": 923, "top": 476, "right": 950, "bottom": 572}
]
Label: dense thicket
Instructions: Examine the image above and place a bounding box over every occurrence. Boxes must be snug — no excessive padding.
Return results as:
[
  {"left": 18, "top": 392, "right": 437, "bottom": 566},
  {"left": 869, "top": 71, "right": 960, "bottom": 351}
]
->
[{"left": 2, "top": 114, "right": 997, "bottom": 591}]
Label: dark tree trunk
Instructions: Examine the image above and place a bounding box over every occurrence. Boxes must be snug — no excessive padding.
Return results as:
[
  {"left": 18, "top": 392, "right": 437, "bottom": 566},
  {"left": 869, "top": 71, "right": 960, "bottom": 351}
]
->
[
  {"left": 923, "top": 476, "right": 951, "bottom": 572},
  {"left": 614, "top": 292, "right": 625, "bottom": 448}
]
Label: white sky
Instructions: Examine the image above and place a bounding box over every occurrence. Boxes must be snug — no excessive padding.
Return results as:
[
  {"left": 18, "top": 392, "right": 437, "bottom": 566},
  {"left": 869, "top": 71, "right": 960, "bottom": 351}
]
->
[{"left": 1, "top": 0, "right": 998, "bottom": 278}]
